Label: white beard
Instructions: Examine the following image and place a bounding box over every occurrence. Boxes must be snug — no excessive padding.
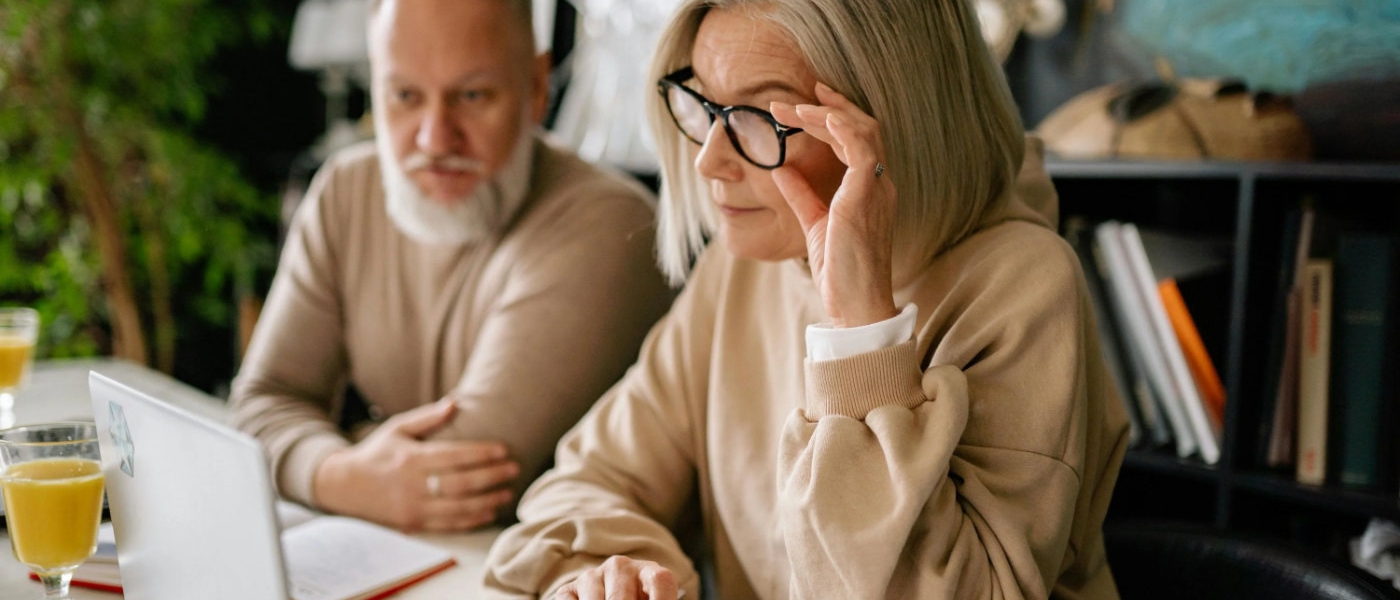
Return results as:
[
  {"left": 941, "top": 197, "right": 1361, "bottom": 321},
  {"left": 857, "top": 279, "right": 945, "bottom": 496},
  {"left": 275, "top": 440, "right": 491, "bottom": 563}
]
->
[{"left": 375, "top": 118, "right": 536, "bottom": 246}]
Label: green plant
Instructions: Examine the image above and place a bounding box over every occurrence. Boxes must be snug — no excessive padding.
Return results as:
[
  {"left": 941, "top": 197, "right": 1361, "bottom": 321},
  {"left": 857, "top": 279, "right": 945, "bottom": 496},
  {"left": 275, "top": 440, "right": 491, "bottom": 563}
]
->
[{"left": 0, "top": 0, "right": 279, "bottom": 372}]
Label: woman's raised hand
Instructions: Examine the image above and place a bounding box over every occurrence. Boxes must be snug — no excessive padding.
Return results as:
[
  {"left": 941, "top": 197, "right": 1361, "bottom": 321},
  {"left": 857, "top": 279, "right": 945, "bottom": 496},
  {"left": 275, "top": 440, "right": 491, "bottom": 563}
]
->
[{"left": 770, "top": 83, "right": 898, "bottom": 329}]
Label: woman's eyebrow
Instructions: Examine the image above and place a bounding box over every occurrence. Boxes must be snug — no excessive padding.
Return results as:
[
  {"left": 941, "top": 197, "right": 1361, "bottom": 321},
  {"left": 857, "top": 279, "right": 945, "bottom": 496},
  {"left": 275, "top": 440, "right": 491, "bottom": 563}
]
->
[
  {"left": 732, "top": 80, "right": 804, "bottom": 99},
  {"left": 693, "top": 74, "right": 805, "bottom": 103}
]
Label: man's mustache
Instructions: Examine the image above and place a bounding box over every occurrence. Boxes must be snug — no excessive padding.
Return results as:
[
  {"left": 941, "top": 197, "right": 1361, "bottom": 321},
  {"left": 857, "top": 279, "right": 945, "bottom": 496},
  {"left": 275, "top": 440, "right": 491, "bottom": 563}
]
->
[{"left": 402, "top": 153, "right": 486, "bottom": 173}]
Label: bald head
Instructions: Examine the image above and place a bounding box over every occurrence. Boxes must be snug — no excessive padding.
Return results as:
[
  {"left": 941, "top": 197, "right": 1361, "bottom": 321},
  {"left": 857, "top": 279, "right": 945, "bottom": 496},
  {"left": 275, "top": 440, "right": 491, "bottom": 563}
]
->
[{"left": 369, "top": 0, "right": 536, "bottom": 65}]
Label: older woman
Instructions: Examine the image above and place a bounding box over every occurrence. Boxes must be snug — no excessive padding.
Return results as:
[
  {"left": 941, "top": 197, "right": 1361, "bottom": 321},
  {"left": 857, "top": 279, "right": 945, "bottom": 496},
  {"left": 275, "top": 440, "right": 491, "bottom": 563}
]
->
[{"left": 483, "top": 0, "right": 1129, "bottom": 598}]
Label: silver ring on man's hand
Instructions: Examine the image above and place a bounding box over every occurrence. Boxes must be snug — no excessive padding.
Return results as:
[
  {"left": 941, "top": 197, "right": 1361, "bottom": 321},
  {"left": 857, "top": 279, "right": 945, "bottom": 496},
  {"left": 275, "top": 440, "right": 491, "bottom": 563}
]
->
[
  {"left": 874, "top": 162, "right": 886, "bottom": 178},
  {"left": 426, "top": 473, "right": 442, "bottom": 497}
]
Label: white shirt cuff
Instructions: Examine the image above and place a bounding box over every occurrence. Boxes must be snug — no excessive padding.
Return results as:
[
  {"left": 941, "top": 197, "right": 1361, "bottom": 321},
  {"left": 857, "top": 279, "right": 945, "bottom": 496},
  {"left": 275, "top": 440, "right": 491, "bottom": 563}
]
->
[{"left": 806, "top": 303, "right": 918, "bottom": 362}]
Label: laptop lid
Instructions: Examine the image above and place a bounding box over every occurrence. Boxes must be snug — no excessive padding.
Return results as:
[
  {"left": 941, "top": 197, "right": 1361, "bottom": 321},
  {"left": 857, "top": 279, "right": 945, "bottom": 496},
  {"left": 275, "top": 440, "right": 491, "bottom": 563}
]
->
[{"left": 89, "top": 372, "right": 290, "bottom": 600}]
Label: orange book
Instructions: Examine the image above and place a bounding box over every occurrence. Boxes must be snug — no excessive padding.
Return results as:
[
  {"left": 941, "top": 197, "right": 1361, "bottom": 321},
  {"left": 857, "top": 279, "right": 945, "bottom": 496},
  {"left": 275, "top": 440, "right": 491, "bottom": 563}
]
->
[{"left": 1158, "top": 278, "right": 1226, "bottom": 429}]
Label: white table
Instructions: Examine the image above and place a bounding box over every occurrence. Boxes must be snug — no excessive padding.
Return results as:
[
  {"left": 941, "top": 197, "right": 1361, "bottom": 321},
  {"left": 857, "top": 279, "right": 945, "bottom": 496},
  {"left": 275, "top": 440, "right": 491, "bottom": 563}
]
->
[{"left": 0, "top": 359, "right": 500, "bottom": 599}]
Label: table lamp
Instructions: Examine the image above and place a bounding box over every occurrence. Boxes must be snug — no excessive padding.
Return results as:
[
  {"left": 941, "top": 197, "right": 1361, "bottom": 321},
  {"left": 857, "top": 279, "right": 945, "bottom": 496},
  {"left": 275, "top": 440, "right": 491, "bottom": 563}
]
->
[{"left": 288, "top": 0, "right": 372, "bottom": 160}]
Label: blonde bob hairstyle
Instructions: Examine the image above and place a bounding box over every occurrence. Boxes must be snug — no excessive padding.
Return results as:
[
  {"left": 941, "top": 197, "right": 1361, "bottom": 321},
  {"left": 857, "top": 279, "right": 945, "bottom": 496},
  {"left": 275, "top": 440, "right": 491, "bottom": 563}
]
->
[{"left": 645, "top": 0, "right": 1026, "bottom": 286}]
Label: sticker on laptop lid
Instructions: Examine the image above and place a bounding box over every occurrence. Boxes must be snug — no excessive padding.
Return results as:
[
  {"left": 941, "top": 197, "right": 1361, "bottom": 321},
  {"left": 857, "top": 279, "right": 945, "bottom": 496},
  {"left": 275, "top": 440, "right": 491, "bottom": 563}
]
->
[{"left": 109, "top": 401, "right": 135, "bottom": 478}]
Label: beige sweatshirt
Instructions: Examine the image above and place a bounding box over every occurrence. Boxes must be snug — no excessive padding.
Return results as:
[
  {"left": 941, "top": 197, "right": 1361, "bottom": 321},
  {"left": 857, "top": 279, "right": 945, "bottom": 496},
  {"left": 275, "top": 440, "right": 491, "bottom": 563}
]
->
[
  {"left": 482, "top": 143, "right": 1131, "bottom": 599},
  {"left": 229, "top": 139, "right": 675, "bottom": 508}
]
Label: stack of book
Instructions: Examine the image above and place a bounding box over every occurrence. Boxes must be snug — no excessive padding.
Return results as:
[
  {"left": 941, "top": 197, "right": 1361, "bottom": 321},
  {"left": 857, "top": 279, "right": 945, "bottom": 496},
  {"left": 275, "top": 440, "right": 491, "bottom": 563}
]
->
[
  {"left": 1254, "top": 205, "right": 1399, "bottom": 492},
  {"left": 1065, "top": 218, "right": 1230, "bottom": 465},
  {"left": 1068, "top": 207, "right": 1400, "bottom": 495}
]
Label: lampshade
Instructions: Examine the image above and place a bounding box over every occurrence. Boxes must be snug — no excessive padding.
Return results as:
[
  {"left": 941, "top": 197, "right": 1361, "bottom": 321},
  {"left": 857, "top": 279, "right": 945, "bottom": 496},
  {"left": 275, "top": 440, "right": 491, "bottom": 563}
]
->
[
  {"left": 288, "top": 0, "right": 371, "bottom": 70},
  {"left": 974, "top": 0, "right": 1068, "bottom": 63},
  {"left": 533, "top": 0, "right": 554, "bottom": 54}
]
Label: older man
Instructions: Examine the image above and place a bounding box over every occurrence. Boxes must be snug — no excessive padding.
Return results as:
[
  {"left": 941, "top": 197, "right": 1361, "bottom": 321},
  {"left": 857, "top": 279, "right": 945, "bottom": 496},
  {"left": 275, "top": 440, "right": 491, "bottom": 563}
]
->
[{"left": 230, "top": 0, "right": 672, "bottom": 532}]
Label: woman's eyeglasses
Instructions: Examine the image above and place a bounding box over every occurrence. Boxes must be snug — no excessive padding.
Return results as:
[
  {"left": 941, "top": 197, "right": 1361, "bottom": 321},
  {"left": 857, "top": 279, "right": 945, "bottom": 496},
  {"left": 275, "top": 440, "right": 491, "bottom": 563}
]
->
[{"left": 657, "top": 67, "right": 804, "bottom": 169}]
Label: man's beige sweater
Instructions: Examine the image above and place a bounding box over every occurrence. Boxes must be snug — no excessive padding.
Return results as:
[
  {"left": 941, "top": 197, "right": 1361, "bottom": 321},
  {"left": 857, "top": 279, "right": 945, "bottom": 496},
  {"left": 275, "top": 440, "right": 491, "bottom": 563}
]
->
[
  {"left": 229, "top": 139, "right": 674, "bottom": 508},
  {"left": 483, "top": 145, "right": 1131, "bottom": 599}
]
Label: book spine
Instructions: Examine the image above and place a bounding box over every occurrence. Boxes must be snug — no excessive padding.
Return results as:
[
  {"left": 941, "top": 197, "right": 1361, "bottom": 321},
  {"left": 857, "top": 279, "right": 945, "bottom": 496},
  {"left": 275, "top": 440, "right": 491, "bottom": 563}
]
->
[
  {"left": 1256, "top": 209, "right": 1304, "bottom": 466},
  {"left": 1267, "top": 207, "right": 1316, "bottom": 469},
  {"left": 1066, "top": 217, "right": 1145, "bottom": 447},
  {"left": 1095, "top": 222, "right": 1197, "bottom": 458},
  {"left": 1085, "top": 222, "right": 1170, "bottom": 446},
  {"left": 1125, "top": 342, "right": 1172, "bottom": 446},
  {"left": 1333, "top": 235, "right": 1395, "bottom": 488},
  {"left": 1122, "top": 223, "right": 1220, "bottom": 464},
  {"left": 1266, "top": 288, "right": 1302, "bottom": 467},
  {"left": 1296, "top": 259, "right": 1333, "bottom": 485}
]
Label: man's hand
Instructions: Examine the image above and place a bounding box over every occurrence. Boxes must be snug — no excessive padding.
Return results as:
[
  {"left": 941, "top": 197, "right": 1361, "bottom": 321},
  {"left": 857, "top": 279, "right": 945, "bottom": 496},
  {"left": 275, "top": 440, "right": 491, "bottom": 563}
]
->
[
  {"left": 311, "top": 399, "right": 519, "bottom": 532},
  {"left": 554, "top": 556, "right": 679, "bottom": 600}
]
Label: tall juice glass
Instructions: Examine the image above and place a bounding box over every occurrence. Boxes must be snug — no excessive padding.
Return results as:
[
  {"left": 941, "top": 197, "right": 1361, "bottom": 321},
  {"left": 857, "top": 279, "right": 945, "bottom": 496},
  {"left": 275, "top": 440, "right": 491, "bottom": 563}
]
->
[
  {"left": 0, "top": 308, "right": 40, "bottom": 418},
  {"left": 0, "top": 423, "right": 105, "bottom": 599}
]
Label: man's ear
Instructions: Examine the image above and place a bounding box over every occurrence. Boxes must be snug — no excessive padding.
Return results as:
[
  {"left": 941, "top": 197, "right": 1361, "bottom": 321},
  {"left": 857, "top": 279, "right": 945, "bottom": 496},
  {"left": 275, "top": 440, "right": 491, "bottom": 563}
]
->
[{"left": 530, "top": 51, "right": 552, "bottom": 125}]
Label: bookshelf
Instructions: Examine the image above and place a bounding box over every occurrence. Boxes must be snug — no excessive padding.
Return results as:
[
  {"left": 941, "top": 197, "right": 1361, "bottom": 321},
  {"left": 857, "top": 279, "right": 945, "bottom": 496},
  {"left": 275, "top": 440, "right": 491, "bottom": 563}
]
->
[{"left": 1048, "top": 158, "right": 1400, "bottom": 558}]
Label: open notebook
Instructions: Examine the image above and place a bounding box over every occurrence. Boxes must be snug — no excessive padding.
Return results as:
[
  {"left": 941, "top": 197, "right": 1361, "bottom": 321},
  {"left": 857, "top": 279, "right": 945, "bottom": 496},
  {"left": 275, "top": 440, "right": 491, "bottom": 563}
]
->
[
  {"left": 59, "top": 501, "right": 455, "bottom": 600},
  {"left": 84, "top": 372, "right": 455, "bottom": 600}
]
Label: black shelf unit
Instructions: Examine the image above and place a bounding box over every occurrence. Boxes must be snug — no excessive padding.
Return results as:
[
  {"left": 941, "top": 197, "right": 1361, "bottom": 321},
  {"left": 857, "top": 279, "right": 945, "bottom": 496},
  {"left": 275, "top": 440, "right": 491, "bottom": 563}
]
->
[{"left": 1047, "top": 158, "right": 1400, "bottom": 557}]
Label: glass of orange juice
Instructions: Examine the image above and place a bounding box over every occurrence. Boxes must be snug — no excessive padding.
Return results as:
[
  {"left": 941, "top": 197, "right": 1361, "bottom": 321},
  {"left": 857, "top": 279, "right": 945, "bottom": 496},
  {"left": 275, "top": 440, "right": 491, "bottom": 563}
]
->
[
  {"left": 0, "top": 422, "right": 105, "bottom": 599},
  {"left": 0, "top": 308, "right": 40, "bottom": 414}
]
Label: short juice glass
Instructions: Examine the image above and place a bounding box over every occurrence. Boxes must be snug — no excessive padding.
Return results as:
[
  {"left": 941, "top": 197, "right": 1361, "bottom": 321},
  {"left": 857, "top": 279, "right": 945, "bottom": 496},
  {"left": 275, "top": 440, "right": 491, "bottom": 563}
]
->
[
  {"left": 0, "top": 423, "right": 105, "bottom": 599},
  {"left": 0, "top": 308, "right": 39, "bottom": 413}
]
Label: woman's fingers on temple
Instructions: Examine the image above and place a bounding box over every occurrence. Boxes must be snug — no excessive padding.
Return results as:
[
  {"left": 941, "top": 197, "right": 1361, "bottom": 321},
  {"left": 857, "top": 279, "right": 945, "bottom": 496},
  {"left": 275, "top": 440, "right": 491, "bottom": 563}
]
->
[
  {"left": 813, "top": 82, "right": 883, "bottom": 146},
  {"left": 769, "top": 101, "right": 800, "bottom": 128},
  {"left": 814, "top": 81, "right": 852, "bottom": 106},
  {"left": 778, "top": 103, "right": 879, "bottom": 169},
  {"left": 825, "top": 113, "right": 879, "bottom": 173},
  {"left": 815, "top": 82, "right": 877, "bottom": 126},
  {"left": 779, "top": 104, "right": 841, "bottom": 153},
  {"left": 774, "top": 99, "right": 854, "bottom": 145}
]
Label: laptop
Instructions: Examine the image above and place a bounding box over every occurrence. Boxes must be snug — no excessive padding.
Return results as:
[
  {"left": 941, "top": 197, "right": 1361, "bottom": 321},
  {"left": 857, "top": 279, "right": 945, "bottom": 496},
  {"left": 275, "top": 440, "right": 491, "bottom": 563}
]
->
[{"left": 89, "top": 372, "right": 292, "bottom": 599}]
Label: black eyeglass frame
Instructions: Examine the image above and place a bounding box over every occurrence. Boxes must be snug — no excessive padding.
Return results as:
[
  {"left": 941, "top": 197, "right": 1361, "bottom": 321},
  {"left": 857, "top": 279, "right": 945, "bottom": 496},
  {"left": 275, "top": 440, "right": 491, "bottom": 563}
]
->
[{"left": 657, "top": 66, "right": 804, "bottom": 170}]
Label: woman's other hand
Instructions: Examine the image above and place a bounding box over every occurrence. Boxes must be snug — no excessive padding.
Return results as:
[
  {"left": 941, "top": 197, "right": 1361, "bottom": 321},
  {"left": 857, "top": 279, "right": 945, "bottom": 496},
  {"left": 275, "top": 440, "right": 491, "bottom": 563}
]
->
[
  {"left": 554, "top": 556, "right": 679, "bottom": 600},
  {"left": 770, "top": 83, "right": 899, "bottom": 328}
]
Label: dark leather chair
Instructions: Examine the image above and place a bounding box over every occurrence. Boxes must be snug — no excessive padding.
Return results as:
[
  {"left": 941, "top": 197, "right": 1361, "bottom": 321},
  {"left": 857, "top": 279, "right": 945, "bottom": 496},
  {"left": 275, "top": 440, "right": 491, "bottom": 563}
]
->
[{"left": 1105, "top": 522, "right": 1400, "bottom": 600}]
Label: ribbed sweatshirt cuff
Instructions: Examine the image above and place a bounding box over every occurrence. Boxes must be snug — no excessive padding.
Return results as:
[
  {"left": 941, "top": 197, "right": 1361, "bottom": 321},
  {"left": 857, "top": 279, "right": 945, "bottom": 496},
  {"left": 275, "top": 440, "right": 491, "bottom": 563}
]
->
[
  {"left": 278, "top": 433, "right": 352, "bottom": 508},
  {"left": 804, "top": 338, "right": 927, "bottom": 420}
]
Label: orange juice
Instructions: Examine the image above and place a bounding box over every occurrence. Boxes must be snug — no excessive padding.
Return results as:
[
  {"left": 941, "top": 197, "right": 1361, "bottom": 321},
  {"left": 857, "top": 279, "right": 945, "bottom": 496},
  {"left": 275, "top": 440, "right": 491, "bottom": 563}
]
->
[
  {"left": 1, "top": 458, "right": 105, "bottom": 570},
  {"left": 0, "top": 335, "right": 34, "bottom": 389}
]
